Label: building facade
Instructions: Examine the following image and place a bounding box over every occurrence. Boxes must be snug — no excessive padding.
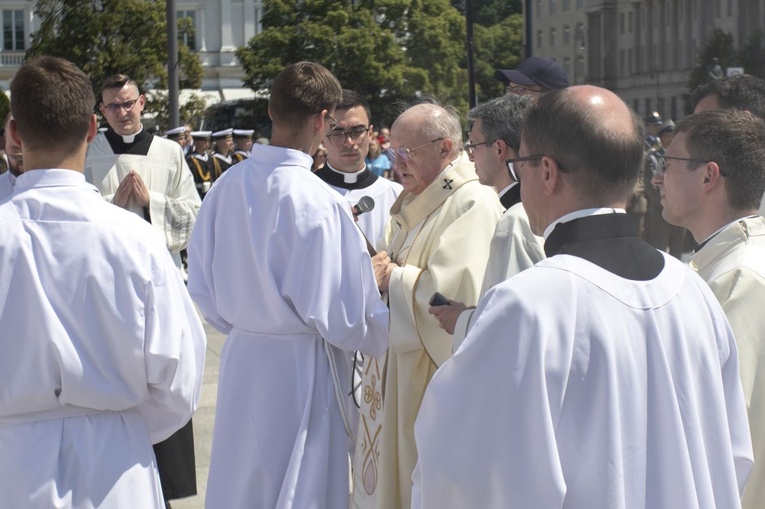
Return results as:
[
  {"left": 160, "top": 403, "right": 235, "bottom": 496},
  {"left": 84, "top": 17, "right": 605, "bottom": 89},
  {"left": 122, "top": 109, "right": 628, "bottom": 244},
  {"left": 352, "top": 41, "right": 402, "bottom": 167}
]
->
[
  {"left": 0, "top": 0, "right": 263, "bottom": 99},
  {"left": 525, "top": 0, "right": 765, "bottom": 120}
]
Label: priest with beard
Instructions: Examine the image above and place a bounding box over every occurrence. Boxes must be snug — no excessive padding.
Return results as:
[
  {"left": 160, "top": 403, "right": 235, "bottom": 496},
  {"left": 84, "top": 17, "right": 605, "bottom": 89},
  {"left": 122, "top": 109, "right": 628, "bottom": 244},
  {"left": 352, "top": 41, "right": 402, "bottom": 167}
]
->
[{"left": 84, "top": 73, "right": 201, "bottom": 508}]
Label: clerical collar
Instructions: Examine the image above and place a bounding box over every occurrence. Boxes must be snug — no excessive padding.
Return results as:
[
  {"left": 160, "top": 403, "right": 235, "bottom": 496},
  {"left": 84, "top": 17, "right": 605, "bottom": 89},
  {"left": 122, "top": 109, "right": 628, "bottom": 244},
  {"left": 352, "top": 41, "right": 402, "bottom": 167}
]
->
[
  {"left": 543, "top": 208, "right": 626, "bottom": 240},
  {"left": 695, "top": 214, "right": 759, "bottom": 252},
  {"left": 544, "top": 212, "right": 664, "bottom": 280},
  {"left": 104, "top": 126, "right": 152, "bottom": 155},
  {"left": 498, "top": 182, "right": 520, "bottom": 210},
  {"left": 315, "top": 163, "right": 377, "bottom": 190}
]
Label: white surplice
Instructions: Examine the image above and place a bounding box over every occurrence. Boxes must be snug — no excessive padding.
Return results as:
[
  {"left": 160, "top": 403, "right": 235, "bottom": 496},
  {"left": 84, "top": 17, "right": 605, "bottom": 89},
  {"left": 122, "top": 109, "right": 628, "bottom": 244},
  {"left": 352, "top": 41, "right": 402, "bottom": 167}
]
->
[
  {"left": 413, "top": 252, "right": 753, "bottom": 509},
  {"left": 187, "top": 145, "right": 389, "bottom": 509},
  {"left": 85, "top": 133, "right": 200, "bottom": 267},
  {"left": 0, "top": 169, "right": 206, "bottom": 509},
  {"left": 0, "top": 170, "right": 15, "bottom": 200}
]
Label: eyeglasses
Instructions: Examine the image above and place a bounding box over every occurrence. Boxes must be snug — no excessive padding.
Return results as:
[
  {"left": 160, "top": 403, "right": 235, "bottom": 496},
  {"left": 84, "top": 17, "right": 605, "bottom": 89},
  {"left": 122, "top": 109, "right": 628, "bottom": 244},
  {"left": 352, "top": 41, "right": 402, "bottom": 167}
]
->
[
  {"left": 324, "top": 113, "right": 338, "bottom": 131},
  {"left": 325, "top": 126, "right": 371, "bottom": 147},
  {"left": 505, "top": 154, "right": 544, "bottom": 182},
  {"left": 465, "top": 140, "right": 494, "bottom": 155},
  {"left": 656, "top": 155, "right": 711, "bottom": 174},
  {"left": 103, "top": 98, "right": 140, "bottom": 114},
  {"left": 506, "top": 84, "right": 544, "bottom": 96},
  {"left": 391, "top": 138, "right": 445, "bottom": 161},
  {"left": 505, "top": 153, "right": 569, "bottom": 182}
]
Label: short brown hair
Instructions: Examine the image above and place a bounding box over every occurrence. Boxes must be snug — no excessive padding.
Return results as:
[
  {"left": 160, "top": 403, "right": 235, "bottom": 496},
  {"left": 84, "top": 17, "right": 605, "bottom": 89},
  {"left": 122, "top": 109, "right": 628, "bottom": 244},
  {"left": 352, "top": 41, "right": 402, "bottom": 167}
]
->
[
  {"left": 269, "top": 62, "right": 341, "bottom": 133},
  {"left": 100, "top": 74, "right": 140, "bottom": 99},
  {"left": 677, "top": 109, "right": 765, "bottom": 210},
  {"left": 11, "top": 56, "right": 94, "bottom": 151}
]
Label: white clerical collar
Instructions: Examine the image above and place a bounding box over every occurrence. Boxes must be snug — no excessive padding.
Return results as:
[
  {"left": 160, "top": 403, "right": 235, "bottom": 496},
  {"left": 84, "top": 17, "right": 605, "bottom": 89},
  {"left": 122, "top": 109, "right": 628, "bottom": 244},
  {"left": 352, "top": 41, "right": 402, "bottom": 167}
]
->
[
  {"left": 119, "top": 125, "right": 143, "bottom": 144},
  {"left": 326, "top": 162, "right": 367, "bottom": 184},
  {"left": 697, "top": 214, "right": 759, "bottom": 249},
  {"left": 543, "top": 207, "right": 626, "bottom": 240},
  {"left": 498, "top": 182, "right": 517, "bottom": 198}
]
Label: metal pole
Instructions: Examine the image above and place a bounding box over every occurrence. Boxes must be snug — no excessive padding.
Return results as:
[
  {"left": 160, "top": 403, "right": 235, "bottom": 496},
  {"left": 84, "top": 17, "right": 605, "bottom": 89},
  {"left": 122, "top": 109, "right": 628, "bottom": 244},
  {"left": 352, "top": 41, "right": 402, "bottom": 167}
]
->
[
  {"left": 465, "top": 0, "right": 477, "bottom": 108},
  {"left": 166, "top": 0, "right": 180, "bottom": 129}
]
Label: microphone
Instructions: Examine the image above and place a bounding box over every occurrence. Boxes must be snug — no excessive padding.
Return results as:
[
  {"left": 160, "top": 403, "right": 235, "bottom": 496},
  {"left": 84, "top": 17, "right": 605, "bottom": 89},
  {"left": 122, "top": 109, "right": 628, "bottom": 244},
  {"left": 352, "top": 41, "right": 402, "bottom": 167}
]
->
[
  {"left": 351, "top": 196, "right": 377, "bottom": 256},
  {"left": 354, "top": 196, "right": 375, "bottom": 217}
]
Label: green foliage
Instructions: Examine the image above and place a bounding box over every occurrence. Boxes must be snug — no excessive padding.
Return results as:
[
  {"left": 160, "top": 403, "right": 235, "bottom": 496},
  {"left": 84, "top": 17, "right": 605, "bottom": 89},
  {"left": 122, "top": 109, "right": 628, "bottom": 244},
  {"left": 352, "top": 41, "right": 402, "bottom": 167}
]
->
[
  {"left": 684, "top": 29, "right": 736, "bottom": 114},
  {"left": 27, "top": 0, "right": 202, "bottom": 114},
  {"left": 737, "top": 30, "right": 765, "bottom": 81},
  {"left": 473, "top": 15, "right": 523, "bottom": 102},
  {"left": 237, "top": 0, "right": 523, "bottom": 127},
  {"left": 148, "top": 91, "right": 211, "bottom": 130},
  {"left": 685, "top": 29, "right": 765, "bottom": 114},
  {"left": 0, "top": 88, "right": 10, "bottom": 124}
]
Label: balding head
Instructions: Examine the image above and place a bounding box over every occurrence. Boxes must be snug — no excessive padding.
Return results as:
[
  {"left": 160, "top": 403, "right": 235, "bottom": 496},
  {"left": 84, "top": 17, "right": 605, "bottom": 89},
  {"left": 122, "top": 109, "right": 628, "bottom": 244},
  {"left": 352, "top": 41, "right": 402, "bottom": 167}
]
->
[
  {"left": 522, "top": 85, "right": 644, "bottom": 204},
  {"left": 390, "top": 102, "right": 463, "bottom": 195}
]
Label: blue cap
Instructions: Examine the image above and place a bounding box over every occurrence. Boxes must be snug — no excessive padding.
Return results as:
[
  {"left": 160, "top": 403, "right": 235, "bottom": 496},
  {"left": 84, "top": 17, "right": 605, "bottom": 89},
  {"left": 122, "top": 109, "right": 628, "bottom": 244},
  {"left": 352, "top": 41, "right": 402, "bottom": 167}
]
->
[{"left": 495, "top": 57, "right": 569, "bottom": 90}]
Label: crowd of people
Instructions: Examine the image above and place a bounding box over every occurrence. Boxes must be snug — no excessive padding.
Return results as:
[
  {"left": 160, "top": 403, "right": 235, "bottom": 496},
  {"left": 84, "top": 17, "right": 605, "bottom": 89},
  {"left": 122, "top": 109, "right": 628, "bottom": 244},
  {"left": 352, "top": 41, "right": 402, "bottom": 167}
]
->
[{"left": 1, "top": 53, "right": 764, "bottom": 509}]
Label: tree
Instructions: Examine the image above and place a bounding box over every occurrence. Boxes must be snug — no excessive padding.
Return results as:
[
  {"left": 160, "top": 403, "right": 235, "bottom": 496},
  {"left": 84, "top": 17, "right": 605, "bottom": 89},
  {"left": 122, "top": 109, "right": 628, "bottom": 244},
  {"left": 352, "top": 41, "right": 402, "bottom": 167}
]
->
[
  {"left": 684, "top": 29, "right": 736, "bottom": 114},
  {"left": 27, "top": 0, "right": 202, "bottom": 116},
  {"left": 737, "top": 30, "right": 765, "bottom": 81},
  {"left": 0, "top": 88, "right": 9, "bottom": 125},
  {"left": 472, "top": 14, "right": 524, "bottom": 102},
  {"left": 237, "top": 0, "right": 520, "bottom": 126}
]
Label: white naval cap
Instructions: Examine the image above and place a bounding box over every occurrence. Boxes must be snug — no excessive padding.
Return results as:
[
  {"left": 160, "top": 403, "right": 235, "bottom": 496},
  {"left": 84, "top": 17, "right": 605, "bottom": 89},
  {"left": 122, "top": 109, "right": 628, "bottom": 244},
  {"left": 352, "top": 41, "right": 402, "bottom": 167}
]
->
[
  {"left": 233, "top": 129, "right": 255, "bottom": 138},
  {"left": 165, "top": 126, "right": 186, "bottom": 137},
  {"left": 190, "top": 130, "right": 213, "bottom": 139},
  {"left": 212, "top": 128, "right": 234, "bottom": 139}
]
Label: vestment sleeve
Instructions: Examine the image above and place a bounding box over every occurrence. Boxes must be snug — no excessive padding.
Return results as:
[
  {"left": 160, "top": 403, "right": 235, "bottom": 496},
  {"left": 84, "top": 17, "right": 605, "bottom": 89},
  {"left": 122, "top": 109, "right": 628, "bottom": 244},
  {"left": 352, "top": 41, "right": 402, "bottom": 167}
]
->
[
  {"left": 139, "top": 249, "right": 207, "bottom": 444},
  {"left": 147, "top": 146, "right": 201, "bottom": 253},
  {"left": 387, "top": 189, "right": 500, "bottom": 366},
  {"left": 288, "top": 203, "right": 389, "bottom": 357}
]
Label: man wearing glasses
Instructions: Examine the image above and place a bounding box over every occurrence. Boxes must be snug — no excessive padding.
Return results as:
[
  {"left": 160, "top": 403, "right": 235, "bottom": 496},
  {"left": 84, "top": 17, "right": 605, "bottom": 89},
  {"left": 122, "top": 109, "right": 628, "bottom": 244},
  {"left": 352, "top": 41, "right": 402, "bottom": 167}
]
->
[
  {"left": 428, "top": 94, "right": 545, "bottom": 350},
  {"left": 652, "top": 109, "right": 765, "bottom": 509},
  {"left": 412, "top": 86, "right": 752, "bottom": 508},
  {"left": 313, "top": 89, "right": 402, "bottom": 509},
  {"left": 84, "top": 74, "right": 201, "bottom": 508},
  {"left": 494, "top": 56, "right": 569, "bottom": 97},
  {"left": 316, "top": 89, "right": 402, "bottom": 248},
  {"left": 372, "top": 101, "right": 502, "bottom": 509}
]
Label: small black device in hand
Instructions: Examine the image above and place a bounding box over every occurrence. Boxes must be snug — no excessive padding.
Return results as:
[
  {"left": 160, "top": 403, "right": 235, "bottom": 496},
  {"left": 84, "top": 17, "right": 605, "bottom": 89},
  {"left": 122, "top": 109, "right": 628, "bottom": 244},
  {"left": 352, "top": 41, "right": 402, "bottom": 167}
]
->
[{"left": 429, "top": 292, "right": 449, "bottom": 307}]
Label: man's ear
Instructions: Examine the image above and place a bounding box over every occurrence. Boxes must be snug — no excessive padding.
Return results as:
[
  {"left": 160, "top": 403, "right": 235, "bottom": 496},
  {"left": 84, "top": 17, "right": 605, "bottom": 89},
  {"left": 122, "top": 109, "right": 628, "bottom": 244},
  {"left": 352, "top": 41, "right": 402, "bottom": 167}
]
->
[
  {"left": 540, "top": 155, "right": 563, "bottom": 196},
  {"left": 86, "top": 114, "right": 98, "bottom": 143},
  {"left": 702, "top": 161, "right": 723, "bottom": 191},
  {"left": 7, "top": 117, "right": 22, "bottom": 151}
]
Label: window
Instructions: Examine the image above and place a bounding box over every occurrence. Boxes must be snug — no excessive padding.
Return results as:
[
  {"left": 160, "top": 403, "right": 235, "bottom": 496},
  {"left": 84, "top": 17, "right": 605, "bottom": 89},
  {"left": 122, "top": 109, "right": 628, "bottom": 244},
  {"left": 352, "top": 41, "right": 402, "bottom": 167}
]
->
[
  {"left": 550, "top": 0, "right": 557, "bottom": 14},
  {"left": 564, "top": 57, "right": 571, "bottom": 77},
  {"left": 645, "top": 98, "right": 652, "bottom": 118},
  {"left": 576, "top": 0, "right": 584, "bottom": 9},
  {"left": 550, "top": 28, "right": 556, "bottom": 47},
  {"left": 563, "top": 0, "right": 570, "bottom": 11},
  {"left": 537, "top": 30, "right": 543, "bottom": 49},
  {"left": 177, "top": 10, "right": 197, "bottom": 51},
  {"left": 628, "top": 11, "right": 633, "bottom": 32},
  {"left": 3, "top": 10, "right": 24, "bottom": 51},
  {"left": 620, "top": 13, "right": 624, "bottom": 34},
  {"left": 564, "top": 25, "right": 571, "bottom": 44},
  {"left": 671, "top": 97, "right": 677, "bottom": 120},
  {"left": 537, "top": 0, "right": 543, "bottom": 17}
]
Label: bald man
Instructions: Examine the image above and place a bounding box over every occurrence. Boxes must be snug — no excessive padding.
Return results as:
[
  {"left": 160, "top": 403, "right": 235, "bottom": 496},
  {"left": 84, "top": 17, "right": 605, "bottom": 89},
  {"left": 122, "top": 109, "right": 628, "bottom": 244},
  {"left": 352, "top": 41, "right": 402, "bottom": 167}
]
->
[
  {"left": 412, "top": 86, "right": 753, "bottom": 508},
  {"left": 368, "top": 102, "right": 502, "bottom": 509}
]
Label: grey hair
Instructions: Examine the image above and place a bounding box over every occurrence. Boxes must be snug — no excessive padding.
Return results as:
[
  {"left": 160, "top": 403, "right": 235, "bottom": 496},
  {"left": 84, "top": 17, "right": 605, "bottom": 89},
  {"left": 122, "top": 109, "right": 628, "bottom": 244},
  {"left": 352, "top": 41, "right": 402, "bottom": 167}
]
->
[
  {"left": 394, "top": 96, "right": 464, "bottom": 155},
  {"left": 467, "top": 94, "right": 531, "bottom": 153}
]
